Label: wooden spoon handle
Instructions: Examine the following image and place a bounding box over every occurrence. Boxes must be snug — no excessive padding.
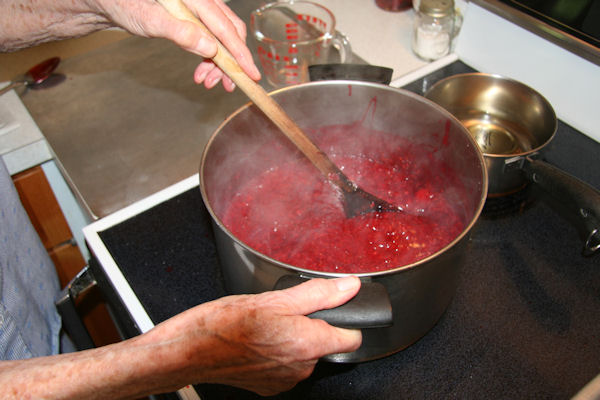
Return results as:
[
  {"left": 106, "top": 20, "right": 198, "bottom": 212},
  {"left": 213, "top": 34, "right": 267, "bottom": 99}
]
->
[{"left": 157, "top": 0, "right": 352, "bottom": 190}]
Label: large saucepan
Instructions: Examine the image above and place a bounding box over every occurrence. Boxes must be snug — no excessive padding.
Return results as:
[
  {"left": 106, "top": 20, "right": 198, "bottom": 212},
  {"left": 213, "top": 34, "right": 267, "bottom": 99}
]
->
[
  {"left": 200, "top": 81, "right": 487, "bottom": 362},
  {"left": 425, "top": 73, "right": 600, "bottom": 255}
]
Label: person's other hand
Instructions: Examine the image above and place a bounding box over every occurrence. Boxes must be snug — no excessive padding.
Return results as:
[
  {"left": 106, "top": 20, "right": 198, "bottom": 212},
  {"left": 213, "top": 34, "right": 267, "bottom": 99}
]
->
[
  {"left": 93, "top": 0, "right": 261, "bottom": 91},
  {"left": 138, "top": 276, "right": 362, "bottom": 396}
]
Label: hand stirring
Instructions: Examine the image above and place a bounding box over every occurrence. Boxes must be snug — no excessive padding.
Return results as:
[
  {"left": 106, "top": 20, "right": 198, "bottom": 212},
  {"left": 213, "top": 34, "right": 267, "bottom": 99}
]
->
[{"left": 157, "top": 0, "right": 400, "bottom": 217}]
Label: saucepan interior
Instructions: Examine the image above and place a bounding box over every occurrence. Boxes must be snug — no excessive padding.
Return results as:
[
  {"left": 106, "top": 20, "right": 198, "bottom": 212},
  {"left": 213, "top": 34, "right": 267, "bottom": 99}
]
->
[{"left": 425, "top": 73, "right": 556, "bottom": 157}]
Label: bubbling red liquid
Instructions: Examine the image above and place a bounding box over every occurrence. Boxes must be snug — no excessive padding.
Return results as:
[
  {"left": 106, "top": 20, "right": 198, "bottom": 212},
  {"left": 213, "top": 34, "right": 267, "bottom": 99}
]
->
[{"left": 221, "top": 123, "right": 467, "bottom": 274}]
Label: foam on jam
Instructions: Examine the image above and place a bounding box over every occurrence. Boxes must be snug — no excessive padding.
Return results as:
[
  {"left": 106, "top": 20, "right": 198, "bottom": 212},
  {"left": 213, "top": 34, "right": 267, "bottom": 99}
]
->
[{"left": 221, "top": 122, "right": 467, "bottom": 273}]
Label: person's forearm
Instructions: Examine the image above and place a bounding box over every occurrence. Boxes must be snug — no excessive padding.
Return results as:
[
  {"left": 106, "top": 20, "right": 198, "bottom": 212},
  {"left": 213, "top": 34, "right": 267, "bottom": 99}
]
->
[
  {"left": 0, "top": 0, "right": 111, "bottom": 52},
  {"left": 0, "top": 0, "right": 260, "bottom": 90},
  {"left": 0, "top": 279, "right": 361, "bottom": 399},
  {"left": 0, "top": 337, "right": 182, "bottom": 399}
]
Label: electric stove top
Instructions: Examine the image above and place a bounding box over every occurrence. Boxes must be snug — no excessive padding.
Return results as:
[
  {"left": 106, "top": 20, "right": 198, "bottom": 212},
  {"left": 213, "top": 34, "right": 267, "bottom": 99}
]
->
[{"left": 85, "top": 60, "right": 600, "bottom": 400}]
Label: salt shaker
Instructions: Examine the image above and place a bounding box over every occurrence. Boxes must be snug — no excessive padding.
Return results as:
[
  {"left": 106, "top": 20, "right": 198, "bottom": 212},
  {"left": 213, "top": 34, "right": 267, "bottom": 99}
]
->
[{"left": 412, "top": 0, "right": 454, "bottom": 61}]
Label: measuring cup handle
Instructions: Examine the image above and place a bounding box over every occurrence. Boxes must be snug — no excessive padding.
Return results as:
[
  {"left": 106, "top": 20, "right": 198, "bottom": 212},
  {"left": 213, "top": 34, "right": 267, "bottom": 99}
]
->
[{"left": 332, "top": 31, "right": 352, "bottom": 63}]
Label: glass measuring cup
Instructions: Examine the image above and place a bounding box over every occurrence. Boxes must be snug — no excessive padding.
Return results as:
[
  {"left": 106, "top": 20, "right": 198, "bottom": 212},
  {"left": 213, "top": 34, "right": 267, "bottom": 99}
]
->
[{"left": 251, "top": 1, "right": 352, "bottom": 88}]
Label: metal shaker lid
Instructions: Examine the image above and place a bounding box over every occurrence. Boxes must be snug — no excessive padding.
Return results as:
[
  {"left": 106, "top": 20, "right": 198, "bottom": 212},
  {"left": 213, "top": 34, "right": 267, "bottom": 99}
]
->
[{"left": 419, "top": 0, "right": 454, "bottom": 18}]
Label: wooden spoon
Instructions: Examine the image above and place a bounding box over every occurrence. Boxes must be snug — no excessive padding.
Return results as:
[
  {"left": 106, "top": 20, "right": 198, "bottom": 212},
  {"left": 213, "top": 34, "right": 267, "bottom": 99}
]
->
[{"left": 158, "top": 0, "right": 399, "bottom": 217}]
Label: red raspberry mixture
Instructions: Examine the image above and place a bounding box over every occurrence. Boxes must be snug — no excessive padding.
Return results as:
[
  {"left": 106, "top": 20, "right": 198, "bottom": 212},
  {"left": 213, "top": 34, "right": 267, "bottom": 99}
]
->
[{"left": 221, "top": 123, "right": 467, "bottom": 273}]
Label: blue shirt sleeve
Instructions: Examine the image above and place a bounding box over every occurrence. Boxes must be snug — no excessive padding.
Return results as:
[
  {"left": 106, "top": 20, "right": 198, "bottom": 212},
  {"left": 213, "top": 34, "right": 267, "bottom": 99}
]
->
[{"left": 0, "top": 159, "right": 62, "bottom": 360}]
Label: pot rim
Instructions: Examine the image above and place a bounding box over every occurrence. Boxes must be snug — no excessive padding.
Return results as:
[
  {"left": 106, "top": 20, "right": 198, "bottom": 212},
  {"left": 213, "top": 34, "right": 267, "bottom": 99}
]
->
[{"left": 200, "top": 80, "right": 489, "bottom": 277}]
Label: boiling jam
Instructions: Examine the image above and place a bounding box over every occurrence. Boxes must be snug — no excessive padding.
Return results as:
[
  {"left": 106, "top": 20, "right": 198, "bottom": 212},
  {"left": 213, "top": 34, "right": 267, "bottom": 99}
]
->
[{"left": 221, "top": 123, "right": 467, "bottom": 273}]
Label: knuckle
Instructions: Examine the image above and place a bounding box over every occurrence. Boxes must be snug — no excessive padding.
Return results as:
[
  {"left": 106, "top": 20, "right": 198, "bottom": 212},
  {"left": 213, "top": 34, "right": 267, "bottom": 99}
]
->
[
  {"left": 235, "top": 20, "right": 247, "bottom": 36},
  {"left": 173, "top": 23, "right": 201, "bottom": 50}
]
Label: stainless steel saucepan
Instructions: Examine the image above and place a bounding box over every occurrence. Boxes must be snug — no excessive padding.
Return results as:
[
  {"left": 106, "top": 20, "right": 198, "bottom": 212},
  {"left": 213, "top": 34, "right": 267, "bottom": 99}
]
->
[{"left": 425, "top": 73, "right": 600, "bottom": 255}]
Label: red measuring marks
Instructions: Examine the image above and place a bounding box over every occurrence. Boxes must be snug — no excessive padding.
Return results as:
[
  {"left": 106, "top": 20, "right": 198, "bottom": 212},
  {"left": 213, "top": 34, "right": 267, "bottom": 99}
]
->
[{"left": 285, "top": 22, "right": 300, "bottom": 85}]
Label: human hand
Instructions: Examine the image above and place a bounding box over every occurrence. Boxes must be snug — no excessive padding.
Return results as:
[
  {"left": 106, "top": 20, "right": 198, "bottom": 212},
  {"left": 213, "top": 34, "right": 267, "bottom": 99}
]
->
[
  {"left": 93, "top": 0, "right": 261, "bottom": 91},
  {"left": 138, "top": 276, "right": 362, "bottom": 396},
  {"left": 0, "top": 277, "right": 361, "bottom": 399}
]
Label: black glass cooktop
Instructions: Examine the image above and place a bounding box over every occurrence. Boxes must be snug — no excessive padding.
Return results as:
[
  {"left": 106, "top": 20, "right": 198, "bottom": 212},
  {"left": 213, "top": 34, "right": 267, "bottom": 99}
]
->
[{"left": 93, "top": 61, "right": 600, "bottom": 399}]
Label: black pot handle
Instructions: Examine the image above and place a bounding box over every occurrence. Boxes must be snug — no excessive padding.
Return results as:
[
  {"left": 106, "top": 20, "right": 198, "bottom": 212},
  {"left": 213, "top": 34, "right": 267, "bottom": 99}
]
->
[
  {"left": 274, "top": 275, "right": 393, "bottom": 329},
  {"left": 522, "top": 158, "right": 600, "bottom": 256},
  {"left": 308, "top": 64, "right": 394, "bottom": 85}
]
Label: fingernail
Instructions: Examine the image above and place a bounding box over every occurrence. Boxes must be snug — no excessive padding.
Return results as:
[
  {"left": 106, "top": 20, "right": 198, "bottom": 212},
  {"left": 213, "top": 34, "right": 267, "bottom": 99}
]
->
[
  {"left": 239, "top": 54, "right": 261, "bottom": 80},
  {"left": 195, "top": 69, "right": 208, "bottom": 85},
  {"left": 205, "top": 76, "right": 216, "bottom": 89},
  {"left": 206, "top": 75, "right": 222, "bottom": 89},
  {"left": 250, "top": 64, "right": 262, "bottom": 80},
  {"left": 335, "top": 276, "right": 358, "bottom": 292}
]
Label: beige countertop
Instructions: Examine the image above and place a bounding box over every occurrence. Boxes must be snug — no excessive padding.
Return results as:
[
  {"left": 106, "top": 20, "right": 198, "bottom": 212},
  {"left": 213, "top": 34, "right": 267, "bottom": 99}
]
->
[
  {"left": 0, "top": 30, "right": 131, "bottom": 175},
  {"left": 20, "top": 35, "right": 252, "bottom": 218}
]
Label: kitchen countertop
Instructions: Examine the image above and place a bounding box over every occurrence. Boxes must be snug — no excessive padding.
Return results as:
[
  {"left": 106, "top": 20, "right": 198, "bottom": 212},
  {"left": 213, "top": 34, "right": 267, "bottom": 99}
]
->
[
  {"left": 0, "top": 29, "right": 131, "bottom": 175},
  {"left": 17, "top": 0, "right": 430, "bottom": 219},
  {"left": 20, "top": 34, "right": 252, "bottom": 219},
  {"left": 0, "top": 89, "right": 52, "bottom": 174}
]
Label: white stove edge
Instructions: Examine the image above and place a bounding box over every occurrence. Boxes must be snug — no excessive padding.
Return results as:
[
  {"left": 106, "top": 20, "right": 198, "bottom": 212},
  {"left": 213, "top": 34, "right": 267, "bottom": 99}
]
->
[{"left": 82, "top": 174, "right": 201, "bottom": 400}]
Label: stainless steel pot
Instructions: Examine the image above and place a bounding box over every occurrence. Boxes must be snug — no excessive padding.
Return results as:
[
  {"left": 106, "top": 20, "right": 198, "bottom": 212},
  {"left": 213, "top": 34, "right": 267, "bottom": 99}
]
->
[
  {"left": 425, "top": 73, "right": 600, "bottom": 255},
  {"left": 200, "top": 81, "right": 487, "bottom": 362}
]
